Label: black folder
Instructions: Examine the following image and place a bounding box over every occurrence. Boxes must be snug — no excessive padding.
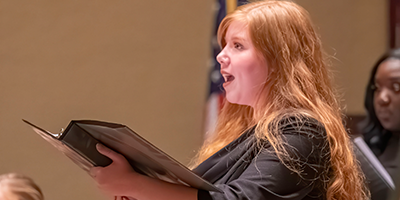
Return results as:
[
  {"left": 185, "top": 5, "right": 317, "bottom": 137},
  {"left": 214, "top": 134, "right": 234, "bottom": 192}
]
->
[{"left": 23, "top": 119, "right": 221, "bottom": 193}]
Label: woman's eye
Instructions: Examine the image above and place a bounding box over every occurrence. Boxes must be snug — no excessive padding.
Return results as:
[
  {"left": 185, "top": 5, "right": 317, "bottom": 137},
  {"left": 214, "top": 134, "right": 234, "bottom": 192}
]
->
[
  {"left": 234, "top": 43, "right": 243, "bottom": 50},
  {"left": 392, "top": 82, "right": 400, "bottom": 92},
  {"left": 372, "top": 83, "right": 381, "bottom": 92}
]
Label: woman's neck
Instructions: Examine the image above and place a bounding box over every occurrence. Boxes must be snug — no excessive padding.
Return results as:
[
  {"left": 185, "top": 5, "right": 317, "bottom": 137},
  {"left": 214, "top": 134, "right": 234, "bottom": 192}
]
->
[{"left": 391, "top": 130, "right": 400, "bottom": 137}]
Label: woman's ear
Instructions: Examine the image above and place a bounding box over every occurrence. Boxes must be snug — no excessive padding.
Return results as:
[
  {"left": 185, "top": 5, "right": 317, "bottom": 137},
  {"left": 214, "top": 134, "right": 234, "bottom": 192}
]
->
[{"left": 267, "top": 64, "right": 275, "bottom": 77}]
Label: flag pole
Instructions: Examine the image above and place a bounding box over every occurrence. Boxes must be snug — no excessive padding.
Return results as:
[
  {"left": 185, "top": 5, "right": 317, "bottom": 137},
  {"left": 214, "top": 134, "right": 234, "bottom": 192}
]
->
[{"left": 226, "top": 0, "right": 237, "bottom": 13}]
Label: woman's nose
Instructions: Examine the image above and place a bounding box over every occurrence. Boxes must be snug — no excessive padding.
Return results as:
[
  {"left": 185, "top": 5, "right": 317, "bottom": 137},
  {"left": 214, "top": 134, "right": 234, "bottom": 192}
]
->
[
  {"left": 216, "top": 50, "right": 229, "bottom": 66},
  {"left": 377, "top": 89, "right": 391, "bottom": 105}
]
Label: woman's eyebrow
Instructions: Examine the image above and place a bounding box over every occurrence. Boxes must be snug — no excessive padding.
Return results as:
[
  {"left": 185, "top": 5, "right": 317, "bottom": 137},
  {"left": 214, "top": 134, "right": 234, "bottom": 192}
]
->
[
  {"left": 374, "top": 77, "right": 400, "bottom": 83},
  {"left": 230, "top": 36, "right": 247, "bottom": 43}
]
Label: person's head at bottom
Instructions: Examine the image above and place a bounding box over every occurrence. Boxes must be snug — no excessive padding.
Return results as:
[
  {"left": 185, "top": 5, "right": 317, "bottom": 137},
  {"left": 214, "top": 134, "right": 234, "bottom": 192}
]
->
[{"left": 0, "top": 173, "right": 44, "bottom": 200}]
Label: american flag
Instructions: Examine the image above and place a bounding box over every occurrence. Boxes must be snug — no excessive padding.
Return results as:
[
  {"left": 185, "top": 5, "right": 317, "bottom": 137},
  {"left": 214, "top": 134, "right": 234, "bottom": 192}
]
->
[{"left": 204, "top": 0, "right": 247, "bottom": 139}]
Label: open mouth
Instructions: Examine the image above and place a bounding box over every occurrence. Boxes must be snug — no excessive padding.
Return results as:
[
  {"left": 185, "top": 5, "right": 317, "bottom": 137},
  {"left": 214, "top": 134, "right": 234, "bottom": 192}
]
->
[{"left": 221, "top": 72, "right": 235, "bottom": 83}]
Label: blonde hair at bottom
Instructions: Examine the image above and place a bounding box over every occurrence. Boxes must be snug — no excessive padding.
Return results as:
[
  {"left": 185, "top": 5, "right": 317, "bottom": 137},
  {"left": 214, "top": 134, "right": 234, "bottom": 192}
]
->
[{"left": 0, "top": 173, "right": 44, "bottom": 200}]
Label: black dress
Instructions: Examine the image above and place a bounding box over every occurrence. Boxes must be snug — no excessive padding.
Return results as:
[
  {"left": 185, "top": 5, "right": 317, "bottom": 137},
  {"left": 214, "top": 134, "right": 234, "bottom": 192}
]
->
[
  {"left": 193, "top": 118, "right": 330, "bottom": 200},
  {"left": 376, "top": 133, "right": 400, "bottom": 180}
]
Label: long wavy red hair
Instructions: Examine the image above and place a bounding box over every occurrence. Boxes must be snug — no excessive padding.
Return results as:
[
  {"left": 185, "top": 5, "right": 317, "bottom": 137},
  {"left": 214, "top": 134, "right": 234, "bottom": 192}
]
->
[{"left": 192, "top": 1, "right": 369, "bottom": 199}]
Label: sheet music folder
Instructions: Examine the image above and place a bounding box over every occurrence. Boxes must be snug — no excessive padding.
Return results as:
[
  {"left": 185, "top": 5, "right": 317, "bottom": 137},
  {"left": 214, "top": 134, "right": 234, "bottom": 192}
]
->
[
  {"left": 23, "top": 119, "right": 221, "bottom": 193},
  {"left": 353, "top": 136, "right": 395, "bottom": 199}
]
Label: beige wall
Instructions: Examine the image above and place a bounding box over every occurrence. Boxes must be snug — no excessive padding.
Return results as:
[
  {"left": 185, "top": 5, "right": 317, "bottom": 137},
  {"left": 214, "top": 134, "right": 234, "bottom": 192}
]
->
[
  {"left": 297, "top": 0, "right": 388, "bottom": 115},
  {"left": 0, "top": 1, "right": 213, "bottom": 199},
  {"left": 0, "top": 0, "right": 387, "bottom": 199}
]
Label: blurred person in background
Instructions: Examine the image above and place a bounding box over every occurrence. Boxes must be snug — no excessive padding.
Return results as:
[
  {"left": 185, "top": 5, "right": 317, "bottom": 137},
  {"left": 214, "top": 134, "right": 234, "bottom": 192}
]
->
[
  {"left": 358, "top": 48, "right": 400, "bottom": 199},
  {"left": 360, "top": 48, "right": 400, "bottom": 178}
]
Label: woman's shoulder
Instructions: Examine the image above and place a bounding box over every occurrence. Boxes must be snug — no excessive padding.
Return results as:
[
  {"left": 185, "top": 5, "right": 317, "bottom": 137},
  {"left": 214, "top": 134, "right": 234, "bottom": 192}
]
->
[
  {"left": 276, "top": 115, "right": 326, "bottom": 138},
  {"left": 269, "top": 115, "right": 329, "bottom": 160},
  {"left": 254, "top": 115, "right": 331, "bottom": 188}
]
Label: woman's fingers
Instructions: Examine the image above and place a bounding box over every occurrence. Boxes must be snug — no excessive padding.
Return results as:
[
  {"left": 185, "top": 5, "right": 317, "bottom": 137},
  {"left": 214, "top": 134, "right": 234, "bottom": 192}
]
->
[
  {"left": 96, "top": 143, "right": 125, "bottom": 163},
  {"left": 89, "top": 143, "right": 138, "bottom": 197}
]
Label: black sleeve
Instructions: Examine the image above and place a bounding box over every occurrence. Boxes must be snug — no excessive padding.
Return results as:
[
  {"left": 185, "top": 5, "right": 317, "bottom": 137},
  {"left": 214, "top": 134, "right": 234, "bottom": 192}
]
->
[{"left": 198, "top": 119, "right": 329, "bottom": 200}]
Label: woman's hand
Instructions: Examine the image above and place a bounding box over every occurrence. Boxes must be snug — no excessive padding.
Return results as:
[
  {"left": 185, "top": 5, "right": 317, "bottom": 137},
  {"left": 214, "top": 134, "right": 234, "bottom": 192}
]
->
[
  {"left": 89, "top": 143, "right": 138, "bottom": 198},
  {"left": 90, "top": 143, "right": 197, "bottom": 200}
]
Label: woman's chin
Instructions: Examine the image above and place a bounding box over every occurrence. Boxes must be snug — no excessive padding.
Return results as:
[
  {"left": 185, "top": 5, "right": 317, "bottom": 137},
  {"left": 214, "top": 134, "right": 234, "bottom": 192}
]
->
[{"left": 225, "top": 98, "right": 252, "bottom": 107}]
